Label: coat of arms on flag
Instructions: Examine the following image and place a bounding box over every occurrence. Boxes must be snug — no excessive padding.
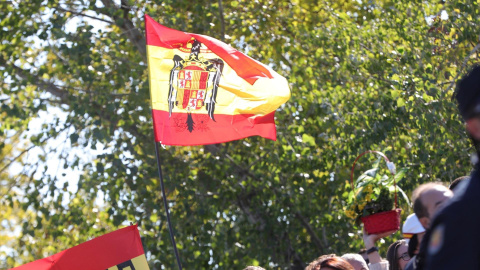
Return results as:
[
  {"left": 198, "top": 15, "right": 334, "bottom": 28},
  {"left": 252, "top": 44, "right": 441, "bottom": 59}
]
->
[
  {"left": 145, "top": 15, "right": 291, "bottom": 146},
  {"left": 168, "top": 39, "right": 224, "bottom": 132}
]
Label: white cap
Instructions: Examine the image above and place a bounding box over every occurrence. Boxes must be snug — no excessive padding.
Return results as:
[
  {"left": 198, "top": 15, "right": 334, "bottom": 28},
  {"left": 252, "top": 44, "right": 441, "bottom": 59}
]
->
[{"left": 402, "top": 213, "right": 425, "bottom": 243}]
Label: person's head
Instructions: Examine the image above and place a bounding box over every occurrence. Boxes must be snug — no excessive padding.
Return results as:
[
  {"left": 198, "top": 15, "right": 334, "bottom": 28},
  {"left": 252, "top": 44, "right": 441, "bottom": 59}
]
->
[
  {"left": 456, "top": 65, "right": 480, "bottom": 142},
  {"left": 243, "top": 267, "right": 266, "bottom": 270},
  {"left": 401, "top": 213, "right": 425, "bottom": 255},
  {"left": 412, "top": 183, "right": 453, "bottom": 229},
  {"left": 306, "top": 254, "right": 336, "bottom": 270},
  {"left": 449, "top": 176, "right": 470, "bottom": 192},
  {"left": 341, "top": 253, "right": 368, "bottom": 270},
  {"left": 386, "top": 240, "right": 410, "bottom": 270},
  {"left": 312, "top": 256, "right": 354, "bottom": 270}
]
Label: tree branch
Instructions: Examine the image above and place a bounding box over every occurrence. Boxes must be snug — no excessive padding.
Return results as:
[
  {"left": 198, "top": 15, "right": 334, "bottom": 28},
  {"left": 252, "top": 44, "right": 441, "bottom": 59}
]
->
[
  {"left": 0, "top": 56, "right": 69, "bottom": 102},
  {"left": 218, "top": 0, "right": 226, "bottom": 42},
  {"left": 294, "top": 211, "right": 325, "bottom": 254},
  {"left": 53, "top": 84, "right": 131, "bottom": 97},
  {"left": 0, "top": 167, "right": 37, "bottom": 199},
  {"left": 99, "top": 0, "right": 147, "bottom": 62},
  {"left": 284, "top": 230, "right": 306, "bottom": 269},
  {"left": 0, "top": 123, "right": 72, "bottom": 176},
  {"left": 0, "top": 144, "right": 37, "bottom": 176},
  {"left": 56, "top": 7, "right": 115, "bottom": 24},
  {"left": 237, "top": 193, "right": 267, "bottom": 230}
]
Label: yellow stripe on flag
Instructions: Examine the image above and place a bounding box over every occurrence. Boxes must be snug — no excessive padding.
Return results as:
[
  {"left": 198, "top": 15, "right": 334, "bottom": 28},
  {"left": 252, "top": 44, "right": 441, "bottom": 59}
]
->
[{"left": 147, "top": 45, "right": 290, "bottom": 116}]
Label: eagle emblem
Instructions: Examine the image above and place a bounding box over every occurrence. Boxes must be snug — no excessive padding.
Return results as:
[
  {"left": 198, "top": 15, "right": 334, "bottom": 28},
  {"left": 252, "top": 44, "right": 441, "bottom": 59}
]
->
[{"left": 168, "top": 39, "right": 224, "bottom": 132}]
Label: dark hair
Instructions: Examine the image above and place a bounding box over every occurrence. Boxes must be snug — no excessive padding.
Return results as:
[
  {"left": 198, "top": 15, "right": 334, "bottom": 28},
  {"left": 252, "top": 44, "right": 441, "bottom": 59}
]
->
[
  {"left": 386, "top": 240, "right": 407, "bottom": 270},
  {"left": 449, "top": 176, "right": 470, "bottom": 191},
  {"left": 313, "top": 256, "right": 354, "bottom": 270},
  {"left": 408, "top": 234, "right": 418, "bottom": 258},
  {"left": 455, "top": 64, "right": 480, "bottom": 120},
  {"left": 306, "top": 254, "right": 336, "bottom": 270}
]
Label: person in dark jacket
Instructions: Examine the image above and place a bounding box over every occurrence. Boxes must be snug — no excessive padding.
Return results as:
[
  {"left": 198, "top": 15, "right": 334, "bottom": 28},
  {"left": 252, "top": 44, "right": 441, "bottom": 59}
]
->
[{"left": 424, "top": 65, "right": 480, "bottom": 269}]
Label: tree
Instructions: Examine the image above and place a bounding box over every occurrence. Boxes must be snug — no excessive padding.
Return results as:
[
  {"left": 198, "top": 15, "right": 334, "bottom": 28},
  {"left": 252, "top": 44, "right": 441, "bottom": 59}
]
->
[{"left": 1, "top": 0, "right": 478, "bottom": 269}]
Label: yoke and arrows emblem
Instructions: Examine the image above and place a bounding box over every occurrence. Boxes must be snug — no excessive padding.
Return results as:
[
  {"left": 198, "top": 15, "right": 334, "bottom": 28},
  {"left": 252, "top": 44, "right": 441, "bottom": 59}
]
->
[{"left": 168, "top": 39, "right": 224, "bottom": 132}]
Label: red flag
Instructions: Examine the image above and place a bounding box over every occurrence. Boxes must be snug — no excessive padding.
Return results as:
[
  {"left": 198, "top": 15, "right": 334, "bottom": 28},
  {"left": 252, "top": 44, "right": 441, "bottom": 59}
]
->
[
  {"left": 145, "top": 15, "right": 291, "bottom": 146},
  {"left": 11, "top": 225, "right": 149, "bottom": 270}
]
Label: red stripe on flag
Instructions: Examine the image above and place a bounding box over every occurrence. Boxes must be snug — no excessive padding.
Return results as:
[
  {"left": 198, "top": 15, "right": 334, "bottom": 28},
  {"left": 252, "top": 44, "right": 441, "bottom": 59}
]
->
[
  {"left": 12, "top": 225, "right": 145, "bottom": 270},
  {"left": 145, "top": 14, "right": 272, "bottom": 85},
  {"left": 152, "top": 109, "right": 277, "bottom": 145}
]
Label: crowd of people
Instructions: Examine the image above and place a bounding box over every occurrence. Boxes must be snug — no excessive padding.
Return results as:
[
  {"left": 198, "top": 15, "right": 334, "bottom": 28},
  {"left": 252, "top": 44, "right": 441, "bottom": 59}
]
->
[{"left": 240, "top": 66, "right": 480, "bottom": 270}]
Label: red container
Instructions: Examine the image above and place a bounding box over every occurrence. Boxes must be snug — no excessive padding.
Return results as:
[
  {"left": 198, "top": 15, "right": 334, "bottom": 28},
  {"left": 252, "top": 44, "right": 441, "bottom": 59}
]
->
[{"left": 361, "top": 208, "right": 402, "bottom": 234}]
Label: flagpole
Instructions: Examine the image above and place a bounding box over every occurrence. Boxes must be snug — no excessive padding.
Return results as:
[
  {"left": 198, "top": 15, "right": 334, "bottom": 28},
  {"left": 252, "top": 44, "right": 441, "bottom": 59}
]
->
[{"left": 154, "top": 140, "right": 183, "bottom": 270}]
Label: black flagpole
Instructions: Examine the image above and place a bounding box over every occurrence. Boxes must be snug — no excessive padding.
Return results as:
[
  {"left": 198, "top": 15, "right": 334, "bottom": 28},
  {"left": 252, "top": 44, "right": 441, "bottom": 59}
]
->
[{"left": 154, "top": 140, "right": 183, "bottom": 270}]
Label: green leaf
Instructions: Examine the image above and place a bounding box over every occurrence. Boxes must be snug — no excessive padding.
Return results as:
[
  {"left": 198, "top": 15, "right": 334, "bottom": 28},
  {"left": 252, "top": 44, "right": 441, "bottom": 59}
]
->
[
  {"left": 302, "top": 133, "right": 316, "bottom": 146},
  {"left": 70, "top": 133, "right": 79, "bottom": 144}
]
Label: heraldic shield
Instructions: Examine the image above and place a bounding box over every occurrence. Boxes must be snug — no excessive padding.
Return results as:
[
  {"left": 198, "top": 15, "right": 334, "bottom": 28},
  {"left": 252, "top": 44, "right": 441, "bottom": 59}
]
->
[{"left": 168, "top": 39, "right": 224, "bottom": 132}]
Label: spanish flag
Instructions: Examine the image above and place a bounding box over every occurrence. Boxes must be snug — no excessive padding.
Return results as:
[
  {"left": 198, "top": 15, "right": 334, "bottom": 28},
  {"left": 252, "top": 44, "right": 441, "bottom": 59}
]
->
[
  {"left": 145, "top": 15, "right": 291, "bottom": 146},
  {"left": 12, "top": 225, "right": 149, "bottom": 270}
]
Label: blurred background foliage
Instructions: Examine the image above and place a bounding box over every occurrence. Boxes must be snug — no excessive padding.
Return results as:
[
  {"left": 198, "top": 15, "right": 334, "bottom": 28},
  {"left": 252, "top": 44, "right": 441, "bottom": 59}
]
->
[{"left": 1, "top": 0, "right": 479, "bottom": 269}]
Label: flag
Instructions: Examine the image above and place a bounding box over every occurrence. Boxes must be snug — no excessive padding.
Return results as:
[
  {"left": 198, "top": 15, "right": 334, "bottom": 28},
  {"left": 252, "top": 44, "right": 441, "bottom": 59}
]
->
[
  {"left": 11, "top": 225, "right": 149, "bottom": 270},
  {"left": 145, "top": 15, "right": 291, "bottom": 146}
]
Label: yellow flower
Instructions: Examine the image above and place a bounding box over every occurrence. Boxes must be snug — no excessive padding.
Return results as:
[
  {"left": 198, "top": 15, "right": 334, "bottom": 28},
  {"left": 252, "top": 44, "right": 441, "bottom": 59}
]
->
[
  {"left": 345, "top": 210, "right": 356, "bottom": 219},
  {"left": 364, "top": 185, "right": 373, "bottom": 193},
  {"left": 358, "top": 201, "right": 367, "bottom": 211}
]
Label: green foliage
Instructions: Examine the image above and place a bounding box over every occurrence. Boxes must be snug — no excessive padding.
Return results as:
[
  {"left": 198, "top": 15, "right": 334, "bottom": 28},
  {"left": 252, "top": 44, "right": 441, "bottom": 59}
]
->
[{"left": 1, "top": 0, "right": 479, "bottom": 269}]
